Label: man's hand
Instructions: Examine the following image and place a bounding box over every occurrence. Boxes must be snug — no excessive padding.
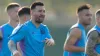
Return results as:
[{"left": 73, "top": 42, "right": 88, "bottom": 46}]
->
[
  {"left": 13, "top": 50, "right": 21, "bottom": 56},
  {"left": 45, "top": 38, "right": 55, "bottom": 46}
]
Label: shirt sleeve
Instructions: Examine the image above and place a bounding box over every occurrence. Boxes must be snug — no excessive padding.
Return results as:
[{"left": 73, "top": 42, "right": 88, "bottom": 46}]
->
[
  {"left": 45, "top": 25, "right": 52, "bottom": 39},
  {"left": 9, "top": 26, "right": 26, "bottom": 44}
]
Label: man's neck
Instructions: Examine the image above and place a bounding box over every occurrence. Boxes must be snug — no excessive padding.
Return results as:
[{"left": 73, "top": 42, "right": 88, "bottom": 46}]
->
[
  {"left": 8, "top": 20, "right": 18, "bottom": 28},
  {"left": 19, "top": 20, "right": 25, "bottom": 25},
  {"left": 78, "top": 21, "right": 87, "bottom": 29},
  {"left": 96, "top": 23, "right": 100, "bottom": 27},
  {"left": 31, "top": 19, "right": 40, "bottom": 28}
]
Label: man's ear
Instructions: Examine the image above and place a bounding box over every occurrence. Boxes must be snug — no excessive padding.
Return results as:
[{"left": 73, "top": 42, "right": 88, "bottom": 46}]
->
[
  {"left": 30, "top": 10, "right": 33, "bottom": 15},
  {"left": 30, "top": 10, "right": 32, "bottom": 14},
  {"left": 96, "top": 16, "right": 99, "bottom": 21},
  {"left": 23, "top": 15, "right": 26, "bottom": 21},
  {"left": 98, "top": 17, "right": 100, "bottom": 22},
  {"left": 7, "top": 11, "right": 11, "bottom": 16},
  {"left": 8, "top": 9, "right": 14, "bottom": 16}
]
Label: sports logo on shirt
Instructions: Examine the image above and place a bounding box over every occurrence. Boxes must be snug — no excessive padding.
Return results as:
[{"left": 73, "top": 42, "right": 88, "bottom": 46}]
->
[{"left": 40, "top": 28, "right": 45, "bottom": 34}]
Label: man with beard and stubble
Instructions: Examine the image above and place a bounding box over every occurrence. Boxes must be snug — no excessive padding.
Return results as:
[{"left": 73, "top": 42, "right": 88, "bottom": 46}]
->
[
  {"left": 86, "top": 9, "right": 100, "bottom": 56},
  {"left": 8, "top": 1, "right": 55, "bottom": 56},
  {"left": 63, "top": 4, "right": 92, "bottom": 56}
]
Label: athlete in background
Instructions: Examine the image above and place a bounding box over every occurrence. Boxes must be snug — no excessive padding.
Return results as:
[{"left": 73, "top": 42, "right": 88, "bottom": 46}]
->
[
  {"left": 63, "top": 4, "right": 92, "bottom": 56},
  {"left": 0, "top": 3, "right": 20, "bottom": 56}
]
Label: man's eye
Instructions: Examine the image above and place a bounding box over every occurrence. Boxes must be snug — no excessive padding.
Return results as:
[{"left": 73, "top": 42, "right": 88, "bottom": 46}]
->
[
  {"left": 86, "top": 14, "right": 89, "bottom": 16},
  {"left": 38, "top": 10, "right": 42, "bottom": 12}
]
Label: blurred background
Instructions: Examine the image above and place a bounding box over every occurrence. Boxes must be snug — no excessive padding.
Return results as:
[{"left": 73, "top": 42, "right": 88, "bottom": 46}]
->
[{"left": 0, "top": 0, "right": 100, "bottom": 56}]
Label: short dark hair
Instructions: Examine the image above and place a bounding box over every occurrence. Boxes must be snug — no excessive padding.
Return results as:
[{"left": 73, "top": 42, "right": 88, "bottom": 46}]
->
[
  {"left": 30, "top": 1, "right": 44, "bottom": 10},
  {"left": 6, "top": 3, "right": 20, "bottom": 11},
  {"left": 95, "top": 9, "right": 100, "bottom": 18},
  {"left": 77, "top": 4, "right": 91, "bottom": 13},
  {"left": 18, "top": 6, "right": 30, "bottom": 17}
]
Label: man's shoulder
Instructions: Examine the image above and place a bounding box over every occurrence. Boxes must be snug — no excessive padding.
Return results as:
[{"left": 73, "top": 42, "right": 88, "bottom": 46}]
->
[
  {"left": 0, "top": 23, "right": 10, "bottom": 33},
  {"left": 40, "top": 24, "right": 49, "bottom": 30},
  {"left": 68, "top": 27, "right": 82, "bottom": 39},
  {"left": 41, "top": 23, "right": 47, "bottom": 27},
  {"left": 10, "top": 24, "right": 27, "bottom": 38},
  {"left": 70, "top": 24, "right": 82, "bottom": 33},
  {"left": 71, "top": 23, "right": 78, "bottom": 28},
  {"left": 21, "top": 21, "right": 31, "bottom": 29},
  {"left": 24, "top": 20, "right": 30, "bottom": 25},
  {"left": 88, "top": 29, "right": 99, "bottom": 38},
  {"left": 0, "top": 23, "right": 9, "bottom": 28},
  {"left": 16, "top": 24, "right": 28, "bottom": 31},
  {"left": 87, "top": 27, "right": 98, "bottom": 36}
]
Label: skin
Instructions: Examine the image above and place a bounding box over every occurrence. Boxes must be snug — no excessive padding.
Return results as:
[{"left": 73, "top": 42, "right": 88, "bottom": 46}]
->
[
  {"left": 8, "top": 5, "right": 55, "bottom": 56},
  {"left": 31, "top": 6, "right": 55, "bottom": 46},
  {"left": 64, "top": 28, "right": 84, "bottom": 52},
  {"left": 7, "top": 7, "right": 20, "bottom": 28},
  {"left": 86, "top": 13, "right": 100, "bottom": 56},
  {"left": 31, "top": 6, "right": 45, "bottom": 27},
  {"left": 17, "top": 14, "right": 31, "bottom": 56},
  {"left": 19, "top": 14, "right": 31, "bottom": 24},
  {"left": 78, "top": 9, "right": 92, "bottom": 26},
  {"left": 86, "top": 31, "right": 100, "bottom": 56},
  {"left": 0, "top": 6, "right": 20, "bottom": 40},
  {"left": 64, "top": 9, "right": 92, "bottom": 52}
]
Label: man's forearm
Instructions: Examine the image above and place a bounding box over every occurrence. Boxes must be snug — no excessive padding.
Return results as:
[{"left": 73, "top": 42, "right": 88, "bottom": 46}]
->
[
  {"left": 86, "top": 31, "right": 99, "bottom": 56},
  {"left": 86, "top": 39, "right": 98, "bottom": 56},
  {"left": 8, "top": 40, "right": 17, "bottom": 53},
  {"left": 17, "top": 42, "right": 22, "bottom": 56},
  {"left": 86, "top": 46, "right": 98, "bottom": 56},
  {"left": 64, "top": 45, "right": 84, "bottom": 52}
]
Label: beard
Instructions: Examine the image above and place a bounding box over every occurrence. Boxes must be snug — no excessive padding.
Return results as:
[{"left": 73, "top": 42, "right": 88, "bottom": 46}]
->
[
  {"left": 35, "top": 15, "right": 45, "bottom": 24},
  {"left": 35, "top": 18, "right": 44, "bottom": 24},
  {"left": 84, "top": 20, "right": 91, "bottom": 26},
  {"left": 83, "top": 21, "right": 91, "bottom": 27},
  {"left": 16, "top": 19, "right": 19, "bottom": 22}
]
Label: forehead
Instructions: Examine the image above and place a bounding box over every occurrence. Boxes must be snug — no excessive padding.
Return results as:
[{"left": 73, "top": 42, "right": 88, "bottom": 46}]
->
[
  {"left": 34, "top": 6, "right": 45, "bottom": 10},
  {"left": 9, "top": 7, "right": 20, "bottom": 11},
  {"left": 80, "top": 9, "right": 91, "bottom": 14},
  {"left": 24, "top": 14, "right": 30, "bottom": 16}
]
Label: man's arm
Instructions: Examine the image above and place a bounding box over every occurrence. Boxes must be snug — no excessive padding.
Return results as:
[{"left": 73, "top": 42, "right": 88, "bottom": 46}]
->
[
  {"left": 8, "top": 27, "right": 25, "bottom": 56},
  {"left": 44, "top": 26, "right": 55, "bottom": 46},
  {"left": 8, "top": 40, "right": 21, "bottom": 56},
  {"left": 64, "top": 28, "right": 84, "bottom": 52},
  {"left": 17, "top": 42, "right": 22, "bottom": 56},
  {"left": 45, "top": 38, "right": 55, "bottom": 46},
  {"left": 8, "top": 40, "right": 17, "bottom": 54},
  {"left": 86, "top": 31, "right": 99, "bottom": 56}
]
